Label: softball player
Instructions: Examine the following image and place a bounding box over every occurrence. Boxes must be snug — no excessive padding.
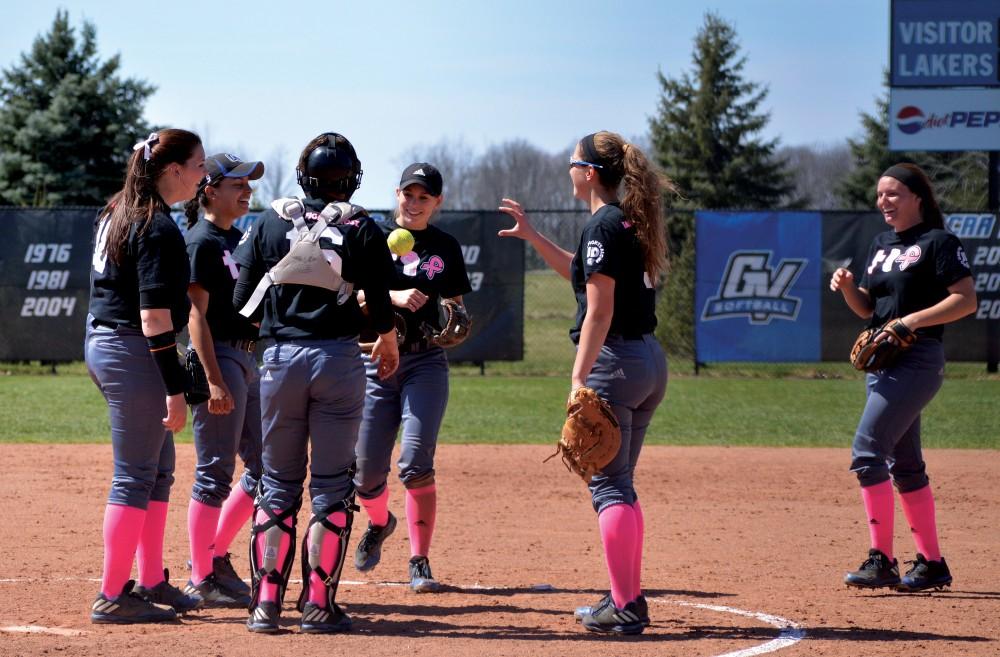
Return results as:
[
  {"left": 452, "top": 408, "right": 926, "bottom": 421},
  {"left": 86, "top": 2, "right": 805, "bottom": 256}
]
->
[
  {"left": 87, "top": 129, "right": 206, "bottom": 623},
  {"left": 232, "top": 133, "right": 399, "bottom": 634},
  {"left": 831, "top": 163, "right": 976, "bottom": 592},
  {"left": 352, "top": 163, "right": 472, "bottom": 592},
  {"left": 181, "top": 153, "right": 265, "bottom": 606},
  {"left": 499, "top": 131, "right": 672, "bottom": 635}
]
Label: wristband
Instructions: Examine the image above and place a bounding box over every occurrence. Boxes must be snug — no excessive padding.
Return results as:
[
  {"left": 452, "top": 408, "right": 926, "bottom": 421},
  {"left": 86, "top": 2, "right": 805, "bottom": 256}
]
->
[{"left": 147, "top": 331, "right": 187, "bottom": 396}]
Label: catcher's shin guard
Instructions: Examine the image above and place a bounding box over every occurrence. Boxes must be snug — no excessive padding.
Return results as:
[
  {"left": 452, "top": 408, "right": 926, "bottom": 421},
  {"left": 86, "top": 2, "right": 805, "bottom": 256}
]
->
[
  {"left": 296, "top": 498, "right": 358, "bottom": 612},
  {"left": 248, "top": 501, "right": 299, "bottom": 610}
]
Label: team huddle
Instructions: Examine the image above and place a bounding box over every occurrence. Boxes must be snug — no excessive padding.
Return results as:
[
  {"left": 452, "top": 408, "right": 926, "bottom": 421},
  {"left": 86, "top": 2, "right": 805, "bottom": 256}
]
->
[{"left": 84, "top": 128, "right": 976, "bottom": 637}]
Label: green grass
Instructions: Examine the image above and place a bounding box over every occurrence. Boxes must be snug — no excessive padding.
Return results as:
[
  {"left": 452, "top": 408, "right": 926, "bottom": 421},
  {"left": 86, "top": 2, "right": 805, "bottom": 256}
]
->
[
  {"left": 2, "top": 370, "right": 996, "bottom": 448},
  {"left": 2, "top": 267, "right": 996, "bottom": 447}
]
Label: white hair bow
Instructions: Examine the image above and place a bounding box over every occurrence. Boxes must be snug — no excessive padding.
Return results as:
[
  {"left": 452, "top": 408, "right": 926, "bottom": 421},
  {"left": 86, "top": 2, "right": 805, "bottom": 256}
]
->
[{"left": 132, "top": 132, "right": 159, "bottom": 161}]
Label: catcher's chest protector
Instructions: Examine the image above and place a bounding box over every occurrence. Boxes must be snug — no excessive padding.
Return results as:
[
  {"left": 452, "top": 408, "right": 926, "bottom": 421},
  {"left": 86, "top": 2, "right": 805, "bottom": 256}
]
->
[{"left": 239, "top": 198, "right": 357, "bottom": 317}]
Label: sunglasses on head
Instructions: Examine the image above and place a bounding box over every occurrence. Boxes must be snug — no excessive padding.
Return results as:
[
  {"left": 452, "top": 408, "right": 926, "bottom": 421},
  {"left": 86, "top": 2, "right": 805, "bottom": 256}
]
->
[{"left": 569, "top": 158, "right": 603, "bottom": 169}]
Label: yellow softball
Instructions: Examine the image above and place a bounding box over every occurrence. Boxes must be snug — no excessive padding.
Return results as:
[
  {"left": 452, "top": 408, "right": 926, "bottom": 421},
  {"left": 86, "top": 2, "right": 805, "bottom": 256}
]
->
[{"left": 387, "top": 228, "right": 415, "bottom": 256}]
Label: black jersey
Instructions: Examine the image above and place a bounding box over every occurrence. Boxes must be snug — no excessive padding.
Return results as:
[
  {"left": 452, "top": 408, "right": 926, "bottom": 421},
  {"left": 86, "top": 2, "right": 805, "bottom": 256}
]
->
[
  {"left": 186, "top": 219, "right": 257, "bottom": 342},
  {"left": 232, "top": 199, "right": 395, "bottom": 340},
  {"left": 364, "top": 219, "right": 472, "bottom": 347},
  {"left": 859, "top": 222, "right": 973, "bottom": 340},
  {"left": 89, "top": 210, "right": 191, "bottom": 331},
  {"left": 569, "top": 203, "right": 656, "bottom": 344}
]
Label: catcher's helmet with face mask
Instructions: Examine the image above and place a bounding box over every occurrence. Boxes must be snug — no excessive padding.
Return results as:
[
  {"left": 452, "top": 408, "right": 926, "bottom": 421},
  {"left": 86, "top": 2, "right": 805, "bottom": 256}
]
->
[{"left": 296, "top": 133, "right": 363, "bottom": 202}]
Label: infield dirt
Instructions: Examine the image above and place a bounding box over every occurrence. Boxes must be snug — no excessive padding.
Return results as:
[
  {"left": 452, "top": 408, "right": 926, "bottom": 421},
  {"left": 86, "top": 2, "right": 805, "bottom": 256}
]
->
[{"left": 1, "top": 444, "right": 997, "bottom": 657}]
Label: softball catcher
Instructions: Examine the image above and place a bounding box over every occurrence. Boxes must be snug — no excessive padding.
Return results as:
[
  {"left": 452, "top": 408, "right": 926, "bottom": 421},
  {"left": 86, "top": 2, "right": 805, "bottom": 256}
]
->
[
  {"left": 831, "top": 163, "right": 976, "bottom": 593},
  {"left": 232, "top": 133, "right": 399, "bottom": 634}
]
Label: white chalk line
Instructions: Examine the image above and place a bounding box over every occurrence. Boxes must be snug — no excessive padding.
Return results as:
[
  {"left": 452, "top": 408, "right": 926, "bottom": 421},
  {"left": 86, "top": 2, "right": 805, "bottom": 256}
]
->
[
  {"left": 663, "top": 599, "right": 805, "bottom": 657},
  {"left": 0, "top": 576, "right": 807, "bottom": 655},
  {"left": 0, "top": 625, "right": 84, "bottom": 637}
]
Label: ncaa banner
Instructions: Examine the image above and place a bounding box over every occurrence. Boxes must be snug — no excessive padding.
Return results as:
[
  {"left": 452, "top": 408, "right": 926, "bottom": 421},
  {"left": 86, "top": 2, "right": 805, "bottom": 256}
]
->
[
  {"left": 695, "top": 212, "right": 822, "bottom": 362},
  {"left": 889, "top": 87, "right": 1000, "bottom": 151}
]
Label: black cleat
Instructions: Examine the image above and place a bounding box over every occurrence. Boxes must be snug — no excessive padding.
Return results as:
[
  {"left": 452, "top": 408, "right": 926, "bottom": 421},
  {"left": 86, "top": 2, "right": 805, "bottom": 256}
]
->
[
  {"left": 354, "top": 512, "right": 397, "bottom": 572},
  {"left": 580, "top": 595, "right": 645, "bottom": 635},
  {"left": 134, "top": 569, "right": 203, "bottom": 612},
  {"left": 896, "top": 554, "right": 952, "bottom": 592},
  {"left": 212, "top": 553, "right": 251, "bottom": 597},
  {"left": 844, "top": 549, "right": 901, "bottom": 589},
  {"left": 90, "top": 580, "right": 178, "bottom": 624},
  {"left": 247, "top": 601, "right": 281, "bottom": 634},
  {"left": 299, "top": 602, "right": 352, "bottom": 634},
  {"left": 408, "top": 555, "right": 442, "bottom": 593},
  {"left": 184, "top": 573, "right": 252, "bottom": 607},
  {"left": 575, "top": 593, "right": 650, "bottom": 628}
]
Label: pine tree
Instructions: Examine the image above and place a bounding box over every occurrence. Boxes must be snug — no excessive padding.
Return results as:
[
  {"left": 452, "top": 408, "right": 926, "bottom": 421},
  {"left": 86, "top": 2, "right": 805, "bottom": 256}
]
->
[
  {"left": 838, "top": 84, "right": 988, "bottom": 212},
  {"left": 649, "top": 12, "right": 793, "bottom": 362},
  {"left": 0, "top": 10, "right": 155, "bottom": 206},
  {"left": 649, "top": 11, "right": 793, "bottom": 224}
]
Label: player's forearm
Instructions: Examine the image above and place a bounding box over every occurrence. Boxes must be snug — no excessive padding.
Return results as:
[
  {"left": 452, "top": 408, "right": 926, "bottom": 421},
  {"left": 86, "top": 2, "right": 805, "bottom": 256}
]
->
[
  {"left": 527, "top": 232, "right": 574, "bottom": 281},
  {"left": 188, "top": 311, "right": 224, "bottom": 384},
  {"left": 842, "top": 287, "right": 874, "bottom": 319},
  {"left": 903, "top": 290, "right": 977, "bottom": 330},
  {"left": 572, "top": 312, "right": 612, "bottom": 388}
]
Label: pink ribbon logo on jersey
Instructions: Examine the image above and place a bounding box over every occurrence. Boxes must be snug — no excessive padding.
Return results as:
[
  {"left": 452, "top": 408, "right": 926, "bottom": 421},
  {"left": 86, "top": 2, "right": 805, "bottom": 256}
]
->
[
  {"left": 896, "top": 245, "right": 922, "bottom": 271},
  {"left": 420, "top": 255, "right": 445, "bottom": 279}
]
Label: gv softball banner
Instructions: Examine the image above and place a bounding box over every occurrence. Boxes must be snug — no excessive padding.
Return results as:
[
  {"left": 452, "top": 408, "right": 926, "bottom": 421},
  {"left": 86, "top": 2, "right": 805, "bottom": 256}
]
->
[
  {"left": 695, "top": 211, "right": 823, "bottom": 362},
  {"left": 696, "top": 211, "right": 1000, "bottom": 364}
]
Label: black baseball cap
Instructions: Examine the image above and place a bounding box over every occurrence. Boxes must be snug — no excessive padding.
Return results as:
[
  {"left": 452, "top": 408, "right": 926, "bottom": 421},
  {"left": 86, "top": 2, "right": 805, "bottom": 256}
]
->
[
  {"left": 201, "top": 153, "right": 265, "bottom": 190},
  {"left": 399, "top": 162, "right": 443, "bottom": 197}
]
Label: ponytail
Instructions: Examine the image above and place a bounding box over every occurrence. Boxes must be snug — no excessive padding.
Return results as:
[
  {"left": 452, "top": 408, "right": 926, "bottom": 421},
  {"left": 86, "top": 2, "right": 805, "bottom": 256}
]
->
[
  {"left": 184, "top": 190, "right": 207, "bottom": 229},
  {"left": 587, "top": 131, "right": 677, "bottom": 280}
]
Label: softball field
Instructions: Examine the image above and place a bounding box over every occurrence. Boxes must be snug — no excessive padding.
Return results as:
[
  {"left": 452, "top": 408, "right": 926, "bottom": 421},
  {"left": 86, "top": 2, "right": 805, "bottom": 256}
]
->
[{"left": 1, "top": 443, "right": 997, "bottom": 656}]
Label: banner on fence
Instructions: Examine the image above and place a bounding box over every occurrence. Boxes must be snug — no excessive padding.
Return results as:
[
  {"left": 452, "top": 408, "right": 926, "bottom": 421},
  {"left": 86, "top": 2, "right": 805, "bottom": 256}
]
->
[
  {"left": 0, "top": 208, "right": 523, "bottom": 362},
  {"left": 695, "top": 212, "right": 822, "bottom": 361},
  {"left": 697, "top": 211, "right": 1000, "bottom": 363}
]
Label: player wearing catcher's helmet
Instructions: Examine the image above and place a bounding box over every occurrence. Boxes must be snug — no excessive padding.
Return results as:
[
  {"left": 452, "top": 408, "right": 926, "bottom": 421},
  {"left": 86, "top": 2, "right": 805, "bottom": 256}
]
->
[
  {"left": 181, "top": 153, "right": 266, "bottom": 607},
  {"left": 830, "top": 163, "right": 976, "bottom": 593},
  {"left": 87, "top": 129, "right": 206, "bottom": 623},
  {"left": 499, "top": 132, "right": 672, "bottom": 635},
  {"left": 232, "top": 133, "right": 399, "bottom": 634},
  {"left": 353, "top": 163, "right": 472, "bottom": 592}
]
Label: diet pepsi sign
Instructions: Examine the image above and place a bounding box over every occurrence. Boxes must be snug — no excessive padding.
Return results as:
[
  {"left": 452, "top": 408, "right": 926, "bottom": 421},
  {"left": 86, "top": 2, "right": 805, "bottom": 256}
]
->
[{"left": 889, "top": 88, "right": 1000, "bottom": 151}]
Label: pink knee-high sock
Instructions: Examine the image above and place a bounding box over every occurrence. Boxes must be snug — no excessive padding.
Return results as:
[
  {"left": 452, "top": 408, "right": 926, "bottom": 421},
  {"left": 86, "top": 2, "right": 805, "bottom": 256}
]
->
[
  {"left": 598, "top": 503, "right": 637, "bottom": 609},
  {"left": 632, "top": 499, "right": 645, "bottom": 596},
  {"left": 101, "top": 504, "right": 146, "bottom": 598},
  {"left": 136, "top": 500, "right": 169, "bottom": 587},
  {"left": 899, "top": 485, "right": 941, "bottom": 562},
  {"left": 860, "top": 481, "right": 895, "bottom": 560},
  {"left": 188, "top": 499, "right": 221, "bottom": 584},
  {"left": 405, "top": 484, "right": 436, "bottom": 558},
  {"left": 359, "top": 487, "right": 391, "bottom": 528},
  {"left": 307, "top": 511, "right": 346, "bottom": 608},
  {"left": 254, "top": 508, "right": 291, "bottom": 603},
  {"left": 213, "top": 488, "right": 254, "bottom": 557}
]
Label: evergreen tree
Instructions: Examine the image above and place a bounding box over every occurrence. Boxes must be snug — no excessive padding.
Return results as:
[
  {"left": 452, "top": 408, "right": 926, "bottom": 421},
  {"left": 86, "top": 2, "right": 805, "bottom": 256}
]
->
[
  {"left": 649, "top": 11, "right": 793, "bottom": 225},
  {"left": 0, "top": 10, "right": 155, "bottom": 206},
  {"left": 649, "top": 12, "right": 793, "bottom": 362},
  {"left": 838, "top": 83, "right": 988, "bottom": 212}
]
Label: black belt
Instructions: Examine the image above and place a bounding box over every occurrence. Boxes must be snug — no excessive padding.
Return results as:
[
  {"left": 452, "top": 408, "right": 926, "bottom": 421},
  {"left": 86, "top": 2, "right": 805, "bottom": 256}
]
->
[
  {"left": 400, "top": 339, "right": 436, "bottom": 355},
  {"left": 607, "top": 333, "right": 645, "bottom": 341},
  {"left": 224, "top": 338, "right": 257, "bottom": 353},
  {"left": 90, "top": 318, "right": 133, "bottom": 330}
]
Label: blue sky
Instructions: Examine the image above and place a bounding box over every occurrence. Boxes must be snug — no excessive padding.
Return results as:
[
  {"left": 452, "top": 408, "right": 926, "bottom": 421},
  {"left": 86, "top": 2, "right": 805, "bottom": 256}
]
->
[{"left": 2, "top": 1, "right": 888, "bottom": 208}]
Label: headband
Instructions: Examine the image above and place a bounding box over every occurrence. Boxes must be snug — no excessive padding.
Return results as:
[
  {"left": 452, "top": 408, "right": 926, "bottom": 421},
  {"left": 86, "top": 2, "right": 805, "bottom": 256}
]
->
[
  {"left": 132, "top": 132, "right": 159, "bottom": 161},
  {"left": 881, "top": 164, "right": 929, "bottom": 198},
  {"left": 580, "top": 133, "right": 603, "bottom": 167}
]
